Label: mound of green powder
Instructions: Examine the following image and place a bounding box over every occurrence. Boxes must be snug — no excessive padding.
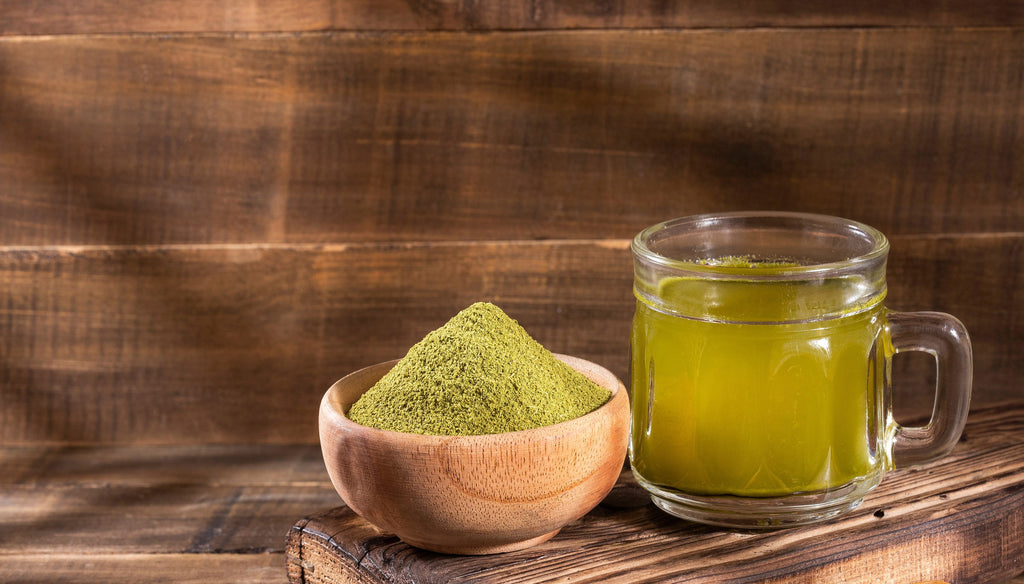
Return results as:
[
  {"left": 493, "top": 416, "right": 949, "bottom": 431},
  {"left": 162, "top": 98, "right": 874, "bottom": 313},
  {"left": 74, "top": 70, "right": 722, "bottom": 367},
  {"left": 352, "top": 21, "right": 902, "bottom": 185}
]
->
[{"left": 347, "top": 302, "right": 612, "bottom": 436}]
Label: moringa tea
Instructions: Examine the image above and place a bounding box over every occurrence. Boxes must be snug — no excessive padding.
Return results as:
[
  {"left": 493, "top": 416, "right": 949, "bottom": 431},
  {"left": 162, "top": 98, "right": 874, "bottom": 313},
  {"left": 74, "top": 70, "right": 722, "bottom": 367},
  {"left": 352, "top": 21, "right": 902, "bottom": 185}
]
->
[
  {"left": 629, "top": 212, "right": 972, "bottom": 528},
  {"left": 631, "top": 273, "right": 883, "bottom": 497},
  {"left": 348, "top": 302, "right": 611, "bottom": 436}
]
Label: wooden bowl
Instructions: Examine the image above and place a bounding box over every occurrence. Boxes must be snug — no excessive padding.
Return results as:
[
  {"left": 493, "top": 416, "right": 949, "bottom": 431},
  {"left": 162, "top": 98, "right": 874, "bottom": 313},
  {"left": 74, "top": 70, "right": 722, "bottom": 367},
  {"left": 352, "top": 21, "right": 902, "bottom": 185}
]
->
[{"left": 318, "top": 354, "right": 629, "bottom": 555}]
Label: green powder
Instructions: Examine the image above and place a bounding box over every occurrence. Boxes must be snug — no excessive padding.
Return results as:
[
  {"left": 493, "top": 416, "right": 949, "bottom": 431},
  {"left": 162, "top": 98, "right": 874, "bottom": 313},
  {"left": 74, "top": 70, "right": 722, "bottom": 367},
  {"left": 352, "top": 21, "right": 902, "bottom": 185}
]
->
[{"left": 347, "top": 302, "right": 612, "bottom": 436}]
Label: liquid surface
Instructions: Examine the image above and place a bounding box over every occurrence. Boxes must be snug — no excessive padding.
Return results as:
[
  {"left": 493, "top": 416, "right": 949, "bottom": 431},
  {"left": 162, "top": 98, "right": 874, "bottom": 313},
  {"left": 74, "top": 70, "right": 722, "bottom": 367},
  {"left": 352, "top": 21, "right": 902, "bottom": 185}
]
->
[{"left": 630, "top": 276, "right": 886, "bottom": 497}]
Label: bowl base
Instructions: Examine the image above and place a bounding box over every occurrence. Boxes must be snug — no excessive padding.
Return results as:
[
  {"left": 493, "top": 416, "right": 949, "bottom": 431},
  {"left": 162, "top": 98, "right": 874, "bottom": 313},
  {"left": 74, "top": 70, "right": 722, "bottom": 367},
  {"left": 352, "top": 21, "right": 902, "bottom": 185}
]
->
[{"left": 401, "top": 529, "right": 561, "bottom": 555}]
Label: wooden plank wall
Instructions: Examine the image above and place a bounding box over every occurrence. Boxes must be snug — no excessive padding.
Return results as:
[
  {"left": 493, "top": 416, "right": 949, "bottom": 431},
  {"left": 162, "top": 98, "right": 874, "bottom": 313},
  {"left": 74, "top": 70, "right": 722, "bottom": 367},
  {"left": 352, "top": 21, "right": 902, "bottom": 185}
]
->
[{"left": 1, "top": 2, "right": 1021, "bottom": 445}]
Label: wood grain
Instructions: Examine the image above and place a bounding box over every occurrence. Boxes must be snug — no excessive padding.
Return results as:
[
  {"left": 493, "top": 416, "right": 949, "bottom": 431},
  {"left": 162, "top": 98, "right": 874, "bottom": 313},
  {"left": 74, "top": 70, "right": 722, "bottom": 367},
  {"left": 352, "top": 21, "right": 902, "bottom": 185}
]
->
[
  {"left": 1, "top": 235, "right": 1019, "bottom": 444},
  {"left": 0, "top": 554, "right": 288, "bottom": 584},
  {"left": 0, "top": 241, "right": 632, "bottom": 444},
  {"left": 0, "top": 444, "right": 332, "bottom": 486},
  {"left": 1, "top": 29, "right": 1021, "bottom": 246},
  {"left": 2, "top": 0, "right": 1023, "bottom": 34},
  {"left": 0, "top": 483, "right": 332, "bottom": 554},
  {"left": 3, "top": 443, "right": 1020, "bottom": 583},
  {"left": 0, "top": 444, "right": 340, "bottom": 583},
  {"left": 886, "top": 234, "right": 1024, "bottom": 419},
  {"left": 0, "top": 444, "right": 338, "bottom": 554},
  {"left": 2, "top": 432, "right": 1021, "bottom": 584},
  {"left": 287, "top": 403, "right": 1024, "bottom": 584}
]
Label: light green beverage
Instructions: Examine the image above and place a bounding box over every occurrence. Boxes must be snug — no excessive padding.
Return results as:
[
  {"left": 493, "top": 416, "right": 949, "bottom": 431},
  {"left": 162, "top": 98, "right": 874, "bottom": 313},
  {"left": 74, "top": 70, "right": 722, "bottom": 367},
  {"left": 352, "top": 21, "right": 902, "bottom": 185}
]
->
[
  {"left": 630, "top": 273, "right": 888, "bottom": 498},
  {"left": 629, "top": 213, "right": 972, "bottom": 528}
]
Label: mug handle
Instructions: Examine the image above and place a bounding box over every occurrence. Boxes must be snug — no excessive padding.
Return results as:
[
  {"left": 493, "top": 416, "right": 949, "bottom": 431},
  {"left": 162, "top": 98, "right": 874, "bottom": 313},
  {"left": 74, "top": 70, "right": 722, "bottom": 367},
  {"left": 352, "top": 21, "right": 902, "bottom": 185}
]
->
[{"left": 887, "top": 311, "right": 973, "bottom": 467}]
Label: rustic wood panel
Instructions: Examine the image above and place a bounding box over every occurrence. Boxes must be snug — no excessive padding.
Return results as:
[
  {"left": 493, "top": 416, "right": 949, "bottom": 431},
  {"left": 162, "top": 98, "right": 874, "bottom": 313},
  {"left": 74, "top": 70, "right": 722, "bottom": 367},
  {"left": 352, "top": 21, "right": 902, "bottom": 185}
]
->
[
  {"left": 0, "top": 483, "right": 332, "bottom": 554},
  {"left": 2, "top": 0, "right": 1023, "bottom": 35},
  {"left": 1, "top": 442, "right": 1021, "bottom": 584},
  {"left": 0, "top": 235, "right": 1019, "bottom": 445},
  {"left": 287, "top": 403, "right": 1024, "bottom": 584},
  {"left": 0, "top": 482, "right": 334, "bottom": 553},
  {"left": 0, "top": 554, "right": 288, "bottom": 584},
  {"left": 0, "top": 444, "right": 331, "bottom": 486},
  {"left": 887, "top": 234, "right": 1024, "bottom": 419},
  {"left": 1, "top": 29, "right": 1021, "bottom": 246},
  {"left": 0, "top": 241, "right": 632, "bottom": 444},
  {"left": 0, "top": 444, "right": 338, "bottom": 583},
  {"left": 0, "top": 444, "right": 338, "bottom": 554}
]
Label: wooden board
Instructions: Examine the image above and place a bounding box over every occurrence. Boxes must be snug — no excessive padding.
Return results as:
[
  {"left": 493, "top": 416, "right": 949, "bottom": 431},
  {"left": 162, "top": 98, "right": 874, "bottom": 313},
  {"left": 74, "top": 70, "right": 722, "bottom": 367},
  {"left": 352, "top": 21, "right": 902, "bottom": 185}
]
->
[
  {"left": 0, "top": 444, "right": 1018, "bottom": 584},
  {"left": 0, "top": 554, "right": 288, "bottom": 584},
  {"left": 1, "top": 235, "right": 1020, "bottom": 445},
  {"left": 0, "top": 444, "right": 338, "bottom": 554},
  {"left": 285, "top": 403, "right": 1024, "bottom": 584},
  {"left": 2, "top": 0, "right": 1023, "bottom": 34},
  {"left": 0, "top": 443, "right": 342, "bottom": 583},
  {"left": 1, "top": 443, "right": 1020, "bottom": 584},
  {"left": 1, "top": 29, "right": 1022, "bottom": 246},
  {"left": 3, "top": 24, "right": 1020, "bottom": 446}
]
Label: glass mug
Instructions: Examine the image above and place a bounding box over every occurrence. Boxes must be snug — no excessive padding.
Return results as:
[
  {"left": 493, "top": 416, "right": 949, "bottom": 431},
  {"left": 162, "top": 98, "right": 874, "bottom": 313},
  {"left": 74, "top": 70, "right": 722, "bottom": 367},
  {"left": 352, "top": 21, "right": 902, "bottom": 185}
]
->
[{"left": 629, "top": 212, "right": 972, "bottom": 528}]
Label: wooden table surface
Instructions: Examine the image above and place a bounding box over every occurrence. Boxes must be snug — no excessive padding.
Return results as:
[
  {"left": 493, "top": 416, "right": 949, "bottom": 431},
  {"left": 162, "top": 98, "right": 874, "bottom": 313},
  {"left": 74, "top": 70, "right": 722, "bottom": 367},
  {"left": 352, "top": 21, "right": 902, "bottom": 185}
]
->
[
  {"left": 1, "top": 405, "right": 1021, "bottom": 583},
  {"left": 0, "top": 443, "right": 340, "bottom": 583},
  {"left": 291, "top": 401, "right": 1024, "bottom": 583}
]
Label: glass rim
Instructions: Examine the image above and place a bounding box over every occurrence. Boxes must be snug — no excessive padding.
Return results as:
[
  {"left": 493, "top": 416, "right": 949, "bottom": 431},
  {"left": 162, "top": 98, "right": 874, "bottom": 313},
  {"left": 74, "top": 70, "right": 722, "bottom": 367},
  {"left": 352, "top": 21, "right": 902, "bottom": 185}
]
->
[{"left": 631, "top": 211, "right": 890, "bottom": 279}]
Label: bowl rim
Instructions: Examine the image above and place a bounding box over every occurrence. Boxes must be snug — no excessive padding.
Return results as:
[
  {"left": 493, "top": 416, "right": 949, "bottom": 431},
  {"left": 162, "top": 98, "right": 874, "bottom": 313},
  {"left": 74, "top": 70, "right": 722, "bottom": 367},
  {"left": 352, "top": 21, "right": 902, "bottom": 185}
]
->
[{"left": 320, "top": 353, "right": 626, "bottom": 443}]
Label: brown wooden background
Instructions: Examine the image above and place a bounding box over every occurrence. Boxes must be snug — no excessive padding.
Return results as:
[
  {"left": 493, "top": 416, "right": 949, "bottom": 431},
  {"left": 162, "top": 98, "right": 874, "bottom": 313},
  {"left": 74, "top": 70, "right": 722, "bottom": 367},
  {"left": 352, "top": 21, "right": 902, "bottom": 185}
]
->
[
  {"left": 2, "top": 2, "right": 1022, "bottom": 447},
  {"left": 1, "top": 3, "right": 1023, "bottom": 583},
  {"left": 2, "top": 2, "right": 1024, "bottom": 444}
]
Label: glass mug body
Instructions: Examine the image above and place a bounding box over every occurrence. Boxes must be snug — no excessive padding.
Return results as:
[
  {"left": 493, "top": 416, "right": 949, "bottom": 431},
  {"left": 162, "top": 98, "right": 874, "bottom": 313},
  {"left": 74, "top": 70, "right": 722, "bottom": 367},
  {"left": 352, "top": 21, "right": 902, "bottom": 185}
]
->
[{"left": 629, "top": 212, "right": 972, "bottom": 528}]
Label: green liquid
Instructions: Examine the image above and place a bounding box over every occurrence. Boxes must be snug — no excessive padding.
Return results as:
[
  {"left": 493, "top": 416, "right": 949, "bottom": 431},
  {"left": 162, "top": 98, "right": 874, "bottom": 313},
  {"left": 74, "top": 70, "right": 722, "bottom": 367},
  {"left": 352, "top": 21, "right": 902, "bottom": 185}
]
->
[{"left": 630, "top": 276, "right": 887, "bottom": 497}]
